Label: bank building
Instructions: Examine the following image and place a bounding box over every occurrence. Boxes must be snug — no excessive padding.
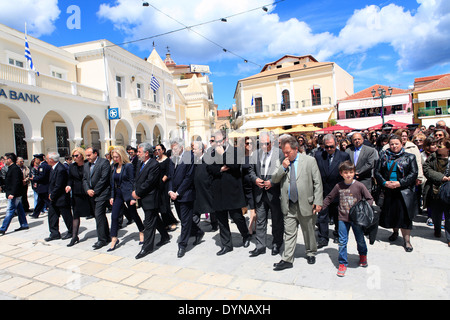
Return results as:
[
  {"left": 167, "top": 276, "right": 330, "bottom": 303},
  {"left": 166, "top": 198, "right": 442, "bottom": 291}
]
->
[{"left": 0, "top": 23, "right": 215, "bottom": 162}]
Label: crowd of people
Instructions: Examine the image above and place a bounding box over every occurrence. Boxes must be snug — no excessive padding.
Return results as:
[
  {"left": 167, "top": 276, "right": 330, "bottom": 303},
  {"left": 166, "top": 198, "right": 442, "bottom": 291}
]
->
[{"left": 0, "top": 119, "right": 449, "bottom": 277}]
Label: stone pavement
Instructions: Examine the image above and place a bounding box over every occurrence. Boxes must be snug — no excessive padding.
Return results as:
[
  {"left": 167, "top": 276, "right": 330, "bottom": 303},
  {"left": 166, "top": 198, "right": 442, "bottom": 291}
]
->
[{"left": 0, "top": 195, "right": 449, "bottom": 300}]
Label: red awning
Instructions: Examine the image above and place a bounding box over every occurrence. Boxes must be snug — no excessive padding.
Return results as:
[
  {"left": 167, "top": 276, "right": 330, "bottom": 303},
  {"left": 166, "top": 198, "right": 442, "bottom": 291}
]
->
[
  {"left": 321, "top": 124, "right": 355, "bottom": 133},
  {"left": 367, "top": 120, "right": 410, "bottom": 131}
]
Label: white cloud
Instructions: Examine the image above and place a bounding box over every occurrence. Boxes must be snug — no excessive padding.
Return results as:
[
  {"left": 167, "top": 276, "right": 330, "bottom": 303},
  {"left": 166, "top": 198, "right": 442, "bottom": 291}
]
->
[
  {"left": 0, "top": 0, "right": 60, "bottom": 36},
  {"left": 96, "top": 0, "right": 450, "bottom": 72}
]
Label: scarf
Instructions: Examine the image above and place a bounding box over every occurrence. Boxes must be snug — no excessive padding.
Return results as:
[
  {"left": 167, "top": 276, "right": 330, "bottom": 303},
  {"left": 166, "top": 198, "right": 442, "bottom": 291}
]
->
[{"left": 381, "top": 148, "right": 406, "bottom": 173}]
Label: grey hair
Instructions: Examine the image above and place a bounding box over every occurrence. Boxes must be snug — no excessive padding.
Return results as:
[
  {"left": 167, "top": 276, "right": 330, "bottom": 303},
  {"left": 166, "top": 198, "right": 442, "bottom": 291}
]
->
[
  {"left": 323, "top": 134, "right": 336, "bottom": 144},
  {"left": 192, "top": 140, "right": 205, "bottom": 152},
  {"left": 47, "top": 152, "right": 60, "bottom": 162},
  {"left": 170, "top": 137, "right": 185, "bottom": 148},
  {"left": 280, "top": 135, "right": 299, "bottom": 149},
  {"left": 259, "top": 130, "right": 274, "bottom": 142},
  {"left": 138, "top": 142, "right": 153, "bottom": 155}
]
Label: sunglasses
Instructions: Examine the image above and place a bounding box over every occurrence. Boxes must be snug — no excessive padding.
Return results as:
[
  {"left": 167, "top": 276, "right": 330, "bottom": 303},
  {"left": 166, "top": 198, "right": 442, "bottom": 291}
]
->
[
  {"left": 324, "top": 145, "right": 335, "bottom": 150},
  {"left": 72, "top": 154, "right": 80, "bottom": 158}
]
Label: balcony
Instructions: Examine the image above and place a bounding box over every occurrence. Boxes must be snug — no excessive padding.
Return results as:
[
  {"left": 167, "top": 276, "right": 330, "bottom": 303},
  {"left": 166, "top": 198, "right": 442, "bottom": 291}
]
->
[
  {"left": 244, "top": 97, "right": 332, "bottom": 116},
  {"left": 418, "top": 106, "right": 450, "bottom": 118},
  {"left": 129, "top": 98, "right": 162, "bottom": 117},
  {"left": 0, "top": 62, "right": 106, "bottom": 101}
]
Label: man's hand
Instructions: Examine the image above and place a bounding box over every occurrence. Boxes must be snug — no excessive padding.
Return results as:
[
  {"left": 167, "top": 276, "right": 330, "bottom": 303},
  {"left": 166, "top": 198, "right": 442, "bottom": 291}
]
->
[
  {"left": 65, "top": 186, "right": 71, "bottom": 193},
  {"left": 169, "top": 191, "right": 178, "bottom": 201},
  {"left": 282, "top": 158, "right": 290, "bottom": 169},
  {"left": 263, "top": 180, "right": 272, "bottom": 190},
  {"left": 313, "top": 205, "right": 322, "bottom": 214},
  {"left": 255, "top": 178, "right": 265, "bottom": 189},
  {"left": 132, "top": 191, "right": 140, "bottom": 200},
  {"left": 87, "top": 189, "right": 95, "bottom": 197}
]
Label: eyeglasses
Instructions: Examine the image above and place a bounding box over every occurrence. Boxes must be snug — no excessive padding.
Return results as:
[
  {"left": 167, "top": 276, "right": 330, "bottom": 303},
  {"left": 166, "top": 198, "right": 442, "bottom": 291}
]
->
[
  {"left": 413, "top": 140, "right": 423, "bottom": 143},
  {"left": 324, "top": 145, "right": 336, "bottom": 150},
  {"left": 245, "top": 142, "right": 252, "bottom": 145},
  {"left": 72, "top": 154, "right": 80, "bottom": 158},
  {"left": 209, "top": 140, "right": 215, "bottom": 143},
  {"left": 436, "top": 134, "right": 444, "bottom": 137},
  {"left": 260, "top": 142, "right": 270, "bottom": 146}
]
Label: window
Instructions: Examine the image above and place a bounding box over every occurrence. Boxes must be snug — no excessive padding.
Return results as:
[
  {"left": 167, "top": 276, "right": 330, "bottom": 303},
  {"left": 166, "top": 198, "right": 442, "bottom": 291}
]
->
[
  {"left": 137, "top": 83, "right": 142, "bottom": 99},
  {"left": 152, "top": 89, "right": 158, "bottom": 103},
  {"left": 255, "top": 97, "right": 263, "bottom": 113},
  {"left": 116, "top": 76, "right": 123, "bottom": 97},
  {"left": 311, "top": 88, "right": 321, "bottom": 106},
  {"left": 425, "top": 101, "right": 438, "bottom": 109},
  {"left": 56, "top": 126, "right": 70, "bottom": 158},
  {"left": 9, "top": 58, "right": 24, "bottom": 68},
  {"left": 13, "top": 122, "right": 28, "bottom": 160},
  {"left": 52, "top": 71, "right": 63, "bottom": 79},
  {"left": 281, "top": 90, "right": 290, "bottom": 111}
]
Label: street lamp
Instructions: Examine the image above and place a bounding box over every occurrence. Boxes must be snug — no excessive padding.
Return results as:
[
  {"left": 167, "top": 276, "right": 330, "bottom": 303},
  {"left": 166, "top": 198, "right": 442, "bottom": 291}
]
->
[{"left": 371, "top": 86, "right": 393, "bottom": 125}]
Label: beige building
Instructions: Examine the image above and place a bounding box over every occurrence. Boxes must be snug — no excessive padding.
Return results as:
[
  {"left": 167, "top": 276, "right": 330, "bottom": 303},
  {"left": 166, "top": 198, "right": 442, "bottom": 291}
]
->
[
  {"left": 0, "top": 24, "right": 108, "bottom": 160},
  {"left": 234, "top": 55, "right": 354, "bottom": 131},
  {"left": 164, "top": 51, "right": 216, "bottom": 142}
]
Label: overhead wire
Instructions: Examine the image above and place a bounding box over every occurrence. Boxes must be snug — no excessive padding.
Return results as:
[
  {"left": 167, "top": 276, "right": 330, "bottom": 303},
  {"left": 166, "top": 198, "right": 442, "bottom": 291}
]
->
[{"left": 106, "top": 0, "right": 286, "bottom": 67}]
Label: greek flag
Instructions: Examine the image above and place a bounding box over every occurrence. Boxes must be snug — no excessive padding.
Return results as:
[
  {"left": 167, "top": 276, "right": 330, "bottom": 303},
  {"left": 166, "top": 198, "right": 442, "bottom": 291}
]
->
[
  {"left": 150, "top": 74, "right": 160, "bottom": 91},
  {"left": 25, "top": 35, "right": 39, "bottom": 76}
]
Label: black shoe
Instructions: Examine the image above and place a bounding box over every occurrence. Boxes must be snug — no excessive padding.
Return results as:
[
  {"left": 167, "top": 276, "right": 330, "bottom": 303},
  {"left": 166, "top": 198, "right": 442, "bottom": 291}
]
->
[
  {"left": 177, "top": 247, "right": 186, "bottom": 258},
  {"left": 249, "top": 248, "right": 266, "bottom": 257},
  {"left": 86, "top": 215, "right": 94, "bottom": 220},
  {"left": 271, "top": 244, "right": 281, "bottom": 255},
  {"left": 273, "top": 260, "right": 293, "bottom": 271},
  {"left": 62, "top": 233, "right": 72, "bottom": 240},
  {"left": 403, "top": 241, "right": 413, "bottom": 252},
  {"left": 193, "top": 233, "right": 204, "bottom": 246},
  {"left": 307, "top": 256, "right": 316, "bottom": 264},
  {"left": 156, "top": 237, "right": 170, "bottom": 247},
  {"left": 67, "top": 237, "right": 80, "bottom": 247},
  {"left": 92, "top": 241, "right": 108, "bottom": 250},
  {"left": 29, "top": 214, "right": 39, "bottom": 219},
  {"left": 388, "top": 232, "right": 399, "bottom": 241},
  {"left": 14, "top": 226, "right": 29, "bottom": 232},
  {"left": 135, "top": 249, "right": 152, "bottom": 259},
  {"left": 107, "top": 240, "right": 120, "bottom": 252},
  {"left": 317, "top": 241, "right": 328, "bottom": 249},
  {"left": 243, "top": 236, "right": 251, "bottom": 248},
  {"left": 0, "top": 230, "right": 5, "bottom": 236},
  {"left": 211, "top": 225, "right": 218, "bottom": 232},
  {"left": 216, "top": 247, "right": 233, "bottom": 256},
  {"left": 44, "top": 235, "right": 61, "bottom": 242}
]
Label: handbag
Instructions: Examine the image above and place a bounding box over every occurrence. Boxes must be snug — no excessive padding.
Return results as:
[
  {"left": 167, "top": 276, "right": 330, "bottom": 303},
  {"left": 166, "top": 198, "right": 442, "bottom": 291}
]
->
[
  {"left": 349, "top": 199, "right": 376, "bottom": 228},
  {"left": 376, "top": 159, "right": 398, "bottom": 207}
]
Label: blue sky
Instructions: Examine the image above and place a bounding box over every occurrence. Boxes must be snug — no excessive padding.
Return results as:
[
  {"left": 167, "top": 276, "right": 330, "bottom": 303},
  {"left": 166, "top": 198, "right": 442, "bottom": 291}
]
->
[{"left": 2, "top": 0, "right": 450, "bottom": 110}]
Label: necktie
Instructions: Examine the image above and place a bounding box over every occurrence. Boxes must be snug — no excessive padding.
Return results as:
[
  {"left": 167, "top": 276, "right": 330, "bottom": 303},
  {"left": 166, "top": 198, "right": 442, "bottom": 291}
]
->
[
  {"left": 89, "top": 163, "right": 95, "bottom": 185},
  {"left": 140, "top": 162, "right": 145, "bottom": 172},
  {"left": 261, "top": 152, "right": 268, "bottom": 178},
  {"left": 289, "top": 161, "right": 298, "bottom": 203},
  {"left": 328, "top": 154, "right": 333, "bottom": 167}
]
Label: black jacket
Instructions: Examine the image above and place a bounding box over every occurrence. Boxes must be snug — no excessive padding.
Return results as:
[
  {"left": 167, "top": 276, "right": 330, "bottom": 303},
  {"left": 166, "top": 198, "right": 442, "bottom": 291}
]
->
[
  {"left": 49, "top": 162, "right": 71, "bottom": 207},
  {"left": 134, "top": 158, "right": 160, "bottom": 210},
  {"left": 4, "top": 164, "right": 23, "bottom": 198}
]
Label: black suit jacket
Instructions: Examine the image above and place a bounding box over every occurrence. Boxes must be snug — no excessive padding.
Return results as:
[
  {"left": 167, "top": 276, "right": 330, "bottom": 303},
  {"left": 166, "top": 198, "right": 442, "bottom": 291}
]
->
[
  {"left": 315, "top": 149, "right": 351, "bottom": 201},
  {"left": 167, "top": 152, "right": 195, "bottom": 203},
  {"left": 4, "top": 164, "right": 23, "bottom": 198},
  {"left": 134, "top": 158, "right": 160, "bottom": 210},
  {"left": 82, "top": 157, "right": 111, "bottom": 202},
  {"left": 193, "top": 156, "right": 213, "bottom": 213},
  {"left": 207, "top": 145, "right": 246, "bottom": 211},
  {"left": 49, "top": 162, "right": 70, "bottom": 207}
]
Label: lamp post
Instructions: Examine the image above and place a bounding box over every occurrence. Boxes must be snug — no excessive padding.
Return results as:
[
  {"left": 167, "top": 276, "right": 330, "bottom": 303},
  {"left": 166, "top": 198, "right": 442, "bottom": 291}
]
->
[{"left": 371, "top": 86, "right": 393, "bottom": 126}]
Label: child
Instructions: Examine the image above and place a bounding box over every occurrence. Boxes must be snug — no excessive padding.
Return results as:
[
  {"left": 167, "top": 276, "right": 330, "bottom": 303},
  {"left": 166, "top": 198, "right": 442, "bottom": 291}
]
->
[{"left": 320, "top": 160, "right": 374, "bottom": 277}]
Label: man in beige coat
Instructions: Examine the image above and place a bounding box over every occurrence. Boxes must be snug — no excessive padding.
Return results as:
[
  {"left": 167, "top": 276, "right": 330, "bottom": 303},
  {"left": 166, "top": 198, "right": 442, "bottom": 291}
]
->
[{"left": 272, "top": 135, "right": 323, "bottom": 271}]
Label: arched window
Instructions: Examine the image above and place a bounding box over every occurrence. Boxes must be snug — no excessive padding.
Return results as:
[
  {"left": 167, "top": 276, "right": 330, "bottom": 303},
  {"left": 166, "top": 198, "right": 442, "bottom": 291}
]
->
[{"left": 281, "top": 90, "right": 290, "bottom": 111}]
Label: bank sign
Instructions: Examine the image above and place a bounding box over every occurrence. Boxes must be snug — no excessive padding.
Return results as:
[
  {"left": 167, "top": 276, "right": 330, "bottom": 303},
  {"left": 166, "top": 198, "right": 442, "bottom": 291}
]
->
[{"left": 0, "top": 89, "right": 40, "bottom": 104}]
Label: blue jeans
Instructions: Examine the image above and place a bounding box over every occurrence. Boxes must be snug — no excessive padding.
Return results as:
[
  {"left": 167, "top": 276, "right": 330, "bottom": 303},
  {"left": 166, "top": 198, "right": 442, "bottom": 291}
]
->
[
  {"left": 1, "top": 196, "right": 29, "bottom": 232},
  {"left": 338, "top": 220, "right": 367, "bottom": 266}
]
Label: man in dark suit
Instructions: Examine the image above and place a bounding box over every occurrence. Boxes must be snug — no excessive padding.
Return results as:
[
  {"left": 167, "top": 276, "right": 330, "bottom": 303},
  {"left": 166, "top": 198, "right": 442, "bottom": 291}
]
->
[
  {"left": 0, "top": 153, "right": 29, "bottom": 235},
  {"left": 29, "top": 153, "right": 51, "bottom": 218},
  {"left": 248, "top": 131, "right": 284, "bottom": 256},
  {"left": 83, "top": 147, "right": 111, "bottom": 249},
  {"left": 346, "top": 132, "right": 378, "bottom": 192},
  {"left": 168, "top": 138, "right": 203, "bottom": 258},
  {"left": 207, "top": 129, "right": 251, "bottom": 256},
  {"left": 315, "top": 134, "right": 351, "bottom": 247},
  {"left": 45, "top": 152, "right": 73, "bottom": 241},
  {"left": 133, "top": 142, "right": 170, "bottom": 259}
]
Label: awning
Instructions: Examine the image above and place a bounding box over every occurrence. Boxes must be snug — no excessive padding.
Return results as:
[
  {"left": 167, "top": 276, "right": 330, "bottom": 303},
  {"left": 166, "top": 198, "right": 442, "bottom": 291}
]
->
[
  {"left": 417, "top": 90, "right": 450, "bottom": 102},
  {"left": 240, "top": 110, "right": 333, "bottom": 130}
]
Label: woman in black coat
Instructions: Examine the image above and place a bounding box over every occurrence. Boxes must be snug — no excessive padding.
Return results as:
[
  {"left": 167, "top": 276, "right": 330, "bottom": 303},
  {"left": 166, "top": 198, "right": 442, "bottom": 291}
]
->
[
  {"left": 66, "top": 147, "right": 90, "bottom": 247},
  {"left": 374, "top": 135, "right": 418, "bottom": 252}
]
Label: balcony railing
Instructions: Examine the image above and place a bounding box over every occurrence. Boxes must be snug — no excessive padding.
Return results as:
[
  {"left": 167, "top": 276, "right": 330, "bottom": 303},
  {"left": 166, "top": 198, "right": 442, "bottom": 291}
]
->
[
  {"left": 0, "top": 63, "right": 106, "bottom": 101},
  {"left": 244, "top": 97, "right": 332, "bottom": 115},
  {"left": 129, "top": 98, "right": 162, "bottom": 116},
  {"left": 418, "top": 106, "right": 450, "bottom": 117}
]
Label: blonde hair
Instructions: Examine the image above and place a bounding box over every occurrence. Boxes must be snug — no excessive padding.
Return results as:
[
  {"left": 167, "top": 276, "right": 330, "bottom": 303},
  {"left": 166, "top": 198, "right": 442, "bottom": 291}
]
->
[
  {"left": 71, "top": 147, "right": 86, "bottom": 161},
  {"left": 111, "top": 146, "right": 130, "bottom": 164}
]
